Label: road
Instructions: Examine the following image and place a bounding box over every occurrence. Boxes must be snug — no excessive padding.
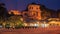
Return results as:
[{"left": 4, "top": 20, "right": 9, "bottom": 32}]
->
[{"left": 0, "top": 26, "right": 60, "bottom": 34}]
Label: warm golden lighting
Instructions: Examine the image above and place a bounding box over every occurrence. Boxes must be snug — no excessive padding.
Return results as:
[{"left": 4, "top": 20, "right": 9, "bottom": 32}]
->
[
  {"left": 23, "top": 23, "right": 28, "bottom": 26},
  {"left": 34, "top": 23, "right": 39, "bottom": 26},
  {"left": 49, "top": 21, "right": 60, "bottom": 26},
  {"left": 40, "top": 23, "right": 49, "bottom": 27},
  {"left": 30, "top": 23, "right": 34, "bottom": 26},
  {"left": 8, "top": 10, "right": 21, "bottom": 15}
]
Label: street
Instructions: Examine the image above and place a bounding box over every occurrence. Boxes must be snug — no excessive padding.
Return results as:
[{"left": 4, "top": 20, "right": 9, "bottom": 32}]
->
[{"left": 0, "top": 26, "right": 60, "bottom": 34}]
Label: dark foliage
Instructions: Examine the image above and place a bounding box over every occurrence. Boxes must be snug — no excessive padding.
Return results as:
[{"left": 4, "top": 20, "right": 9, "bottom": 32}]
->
[{"left": 0, "top": 3, "right": 9, "bottom": 19}]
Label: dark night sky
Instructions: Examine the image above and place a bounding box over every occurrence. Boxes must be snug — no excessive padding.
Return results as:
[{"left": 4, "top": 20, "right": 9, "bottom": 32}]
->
[{"left": 0, "top": 0, "right": 60, "bottom": 11}]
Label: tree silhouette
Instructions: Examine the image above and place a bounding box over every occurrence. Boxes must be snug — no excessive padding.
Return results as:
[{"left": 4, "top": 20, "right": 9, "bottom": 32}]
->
[
  {"left": 57, "top": 9, "right": 60, "bottom": 18},
  {"left": 0, "top": 3, "right": 9, "bottom": 19}
]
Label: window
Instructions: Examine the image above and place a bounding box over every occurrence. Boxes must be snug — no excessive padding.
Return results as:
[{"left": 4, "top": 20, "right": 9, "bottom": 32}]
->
[
  {"left": 33, "top": 13, "right": 35, "bottom": 16},
  {"left": 24, "top": 13, "right": 28, "bottom": 17},
  {"left": 36, "top": 7, "right": 40, "bottom": 10},
  {"left": 29, "top": 7, "right": 31, "bottom": 9},
  {"left": 29, "top": 7, "right": 33, "bottom": 9},
  {"left": 31, "top": 7, "right": 33, "bottom": 9},
  {"left": 36, "top": 8, "right": 38, "bottom": 10}
]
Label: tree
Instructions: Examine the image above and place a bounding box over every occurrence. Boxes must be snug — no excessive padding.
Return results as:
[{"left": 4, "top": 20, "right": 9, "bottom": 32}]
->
[
  {"left": 57, "top": 9, "right": 60, "bottom": 18},
  {"left": 0, "top": 3, "right": 9, "bottom": 20},
  {"left": 7, "top": 16, "right": 24, "bottom": 28}
]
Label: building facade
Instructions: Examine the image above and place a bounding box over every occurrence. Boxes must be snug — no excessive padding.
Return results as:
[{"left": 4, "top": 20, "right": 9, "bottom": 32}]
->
[
  {"left": 28, "top": 3, "right": 41, "bottom": 20},
  {"left": 21, "top": 3, "right": 41, "bottom": 20}
]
